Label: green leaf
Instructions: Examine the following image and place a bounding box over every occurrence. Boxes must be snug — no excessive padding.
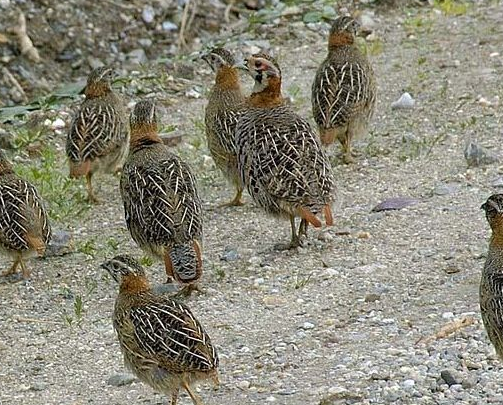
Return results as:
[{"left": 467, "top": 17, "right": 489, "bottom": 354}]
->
[
  {"left": 303, "top": 11, "right": 323, "bottom": 23},
  {"left": 0, "top": 105, "right": 40, "bottom": 123}
]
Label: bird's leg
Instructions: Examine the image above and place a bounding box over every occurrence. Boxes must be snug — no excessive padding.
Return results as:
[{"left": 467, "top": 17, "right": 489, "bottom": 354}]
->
[
  {"left": 182, "top": 380, "right": 204, "bottom": 405},
  {"left": 19, "top": 258, "right": 30, "bottom": 279},
  {"left": 175, "top": 283, "right": 203, "bottom": 298},
  {"left": 86, "top": 172, "right": 99, "bottom": 203},
  {"left": 275, "top": 216, "right": 301, "bottom": 250},
  {"left": 341, "top": 137, "right": 354, "bottom": 164},
  {"left": 298, "top": 219, "right": 308, "bottom": 238},
  {"left": 219, "top": 187, "right": 244, "bottom": 207},
  {"left": 170, "top": 387, "right": 179, "bottom": 405},
  {"left": 2, "top": 256, "right": 21, "bottom": 276}
]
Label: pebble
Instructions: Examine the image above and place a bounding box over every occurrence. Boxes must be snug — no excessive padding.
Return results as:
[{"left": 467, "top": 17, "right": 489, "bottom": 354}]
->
[
  {"left": 0, "top": 0, "right": 9, "bottom": 8},
  {"left": 50, "top": 118, "right": 66, "bottom": 130},
  {"left": 391, "top": 92, "right": 415, "bottom": 110},
  {"left": 440, "top": 369, "right": 463, "bottom": 386},
  {"left": 433, "top": 183, "right": 459, "bottom": 196},
  {"left": 464, "top": 141, "right": 498, "bottom": 167},
  {"left": 301, "top": 321, "right": 315, "bottom": 330},
  {"left": 142, "top": 5, "right": 155, "bottom": 24},
  {"left": 492, "top": 177, "right": 503, "bottom": 188},
  {"left": 185, "top": 88, "right": 201, "bottom": 99},
  {"left": 364, "top": 293, "right": 381, "bottom": 303},
  {"left": 324, "top": 268, "right": 339, "bottom": 277},
  {"left": 220, "top": 247, "right": 239, "bottom": 262},
  {"left": 44, "top": 230, "right": 74, "bottom": 257},
  {"left": 442, "top": 312, "right": 454, "bottom": 319},
  {"left": 372, "top": 197, "right": 419, "bottom": 212},
  {"left": 237, "top": 380, "right": 250, "bottom": 390},
  {"left": 127, "top": 49, "right": 148, "bottom": 65},
  {"left": 403, "top": 379, "right": 415, "bottom": 388},
  {"left": 107, "top": 373, "right": 137, "bottom": 387},
  {"left": 162, "top": 21, "right": 178, "bottom": 31}
]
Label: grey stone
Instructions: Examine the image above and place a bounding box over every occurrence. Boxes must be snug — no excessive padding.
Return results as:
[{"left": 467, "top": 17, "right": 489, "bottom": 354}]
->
[
  {"left": 365, "top": 293, "right": 381, "bottom": 303},
  {"left": 440, "top": 369, "right": 463, "bottom": 386},
  {"left": 371, "top": 197, "right": 420, "bottom": 212},
  {"left": 464, "top": 142, "right": 498, "bottom": 167},
  {"left": 127, "top": 49, "right": 148, "bottom": 65},
  {"left": 107, "top": 373, "right": 137, "bottom": 387},
  {"left": 433, "top": 183, "right": 460, "bottom": 196},
  {"left": 391, "top": 92, "right": 415, "bottom": 110},
  {"left": 162, "top": 21, "right": 178, "bottom": 31},
  {"left": 142, "top": 5, "right": 155, "bottom": 24},
  {"left": 44, "top": 230, "right": 74, "bottom": 257},
  {"left": 220, "top": 247, "right": 239, "bottom": 262},
  {"left": 492, "top": 177, "right": 503, "bottom": 188}
]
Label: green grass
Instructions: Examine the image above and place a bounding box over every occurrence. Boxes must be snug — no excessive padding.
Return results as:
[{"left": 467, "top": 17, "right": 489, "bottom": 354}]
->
[
  {"left": 14, "top": 147, "right": 90, "bottom": 222},
  {"left": 433, "top": 0, "right": 469, "bottom": 16}
]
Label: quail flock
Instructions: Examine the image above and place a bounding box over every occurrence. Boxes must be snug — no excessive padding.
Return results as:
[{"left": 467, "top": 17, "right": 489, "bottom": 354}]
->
[{"left": 1, "top": 12, "right": 499, "bottom": 405}]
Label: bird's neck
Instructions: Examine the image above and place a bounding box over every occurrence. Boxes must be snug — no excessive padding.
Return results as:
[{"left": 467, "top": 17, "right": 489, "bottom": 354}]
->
[
  {"left": 490, "top": 220, "right": 503, "bottom": 250},
  {"left": 130, "top": 124, "right": 162, "bottom": 151},
  {"left": 328, "top": 32, "right": 355, "bottom": 51},
  {"left": 215, "top": 66, "right": 241, "bottom": 90},
  {"left": 249, "top": 76, "right": 284, "bottom": 108},
  {"left": 85, "top": 83, "right": 112, "bottom": 99},
  {"left": 120, "top": 275, "right": 150, "bottom": 294}
]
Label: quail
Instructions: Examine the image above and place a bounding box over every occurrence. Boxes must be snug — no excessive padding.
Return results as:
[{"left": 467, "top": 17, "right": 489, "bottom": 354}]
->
[
  {"left": 480, "top": 194, "right": 503, "bottom": 360},
  {"left": 120, "top": 100, "right": 203, "bottom": 294},
  {"left": 0, "top": 150, "right": 51, "bottom": 279},
  {"left": 66, "top": 66, "right": 130, "bottom": 202},
  {"left": 101, "top": 255, "right": 219, "bottom": 405},
  {"left": 235, "top": 53, "right": 335, "bottom": 249},
  {"left": 312, "top": 16, "right": 376, "bottom": 163},
  {"left": 203, "top": 47, "right": 246, "bottom": 207}
]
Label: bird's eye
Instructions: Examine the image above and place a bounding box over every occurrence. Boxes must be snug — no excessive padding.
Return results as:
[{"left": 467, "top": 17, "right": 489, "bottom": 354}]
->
[{"left": 255, "top": 61, "right": 262, "bottom": 69}]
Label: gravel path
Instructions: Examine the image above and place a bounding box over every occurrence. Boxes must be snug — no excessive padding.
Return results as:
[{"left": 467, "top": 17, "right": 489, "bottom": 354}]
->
[{"left": 2, "top": 2, "right": 503, "bottom": 405}]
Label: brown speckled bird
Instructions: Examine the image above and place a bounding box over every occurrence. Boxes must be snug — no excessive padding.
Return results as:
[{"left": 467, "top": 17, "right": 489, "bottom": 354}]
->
[
  {"left": 0, "top": 150, "right": 51, "bottom": 279},
  {"left": 312, "top": 16, "right": 376, "bottom": 163},
  {"left": 480, "top": 194, "right": 503, "bottom": 360},
  {"left": 120, "top": 100, "right": 203, "bottom": 294},
  {"left": 66, "top": 66, "right": 129, "bottom": 202},
  {"left": 203, "top": 48, "right": 246, "bottom": 207},
  {"left": 101, "top": 255, "right": 219, "bottom": 405},
  {"left": 235, "top": 53, "right": 335, "bottom": 249}
]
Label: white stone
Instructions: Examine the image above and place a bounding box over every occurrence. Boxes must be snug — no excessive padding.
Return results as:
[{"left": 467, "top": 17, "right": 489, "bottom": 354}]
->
[
  {"left": 51, "top": 118, "right": 66, "bottom": 130},
  {"left": 442, "top": 312, "right": 454, "bottom": 319},
  {"left": 302, "top": 322, "right": 315, "bottom": 330},
  {"left": 391, "top": 92, "right": 415, "bottom": 110},
  {"left": 142, "top": 6, "right": 155, "bottom": 24},
  {"left": 403, "top": 379, "right": 415, "bottom": 388}
]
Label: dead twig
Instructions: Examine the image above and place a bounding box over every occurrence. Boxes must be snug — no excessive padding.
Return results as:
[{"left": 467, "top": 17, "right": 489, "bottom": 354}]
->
[
  {"left": 9, "top": 11, "right": 40, "bottom": 63},
  {"left": 415, "top": 316, "right": 475, "bottom": 346},
  {"left": 2, "top": 67, "right": 28, "bottom": 102},
  {"left": 224, "top": 0, "right": 236, "bottom": 23}
]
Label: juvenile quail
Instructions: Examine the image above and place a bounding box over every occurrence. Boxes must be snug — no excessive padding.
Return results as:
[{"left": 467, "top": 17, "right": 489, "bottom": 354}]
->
[
  {"left": 120, "top": 100, "right": 203, "bottom": 294},
  {"left": 480, "top": 194, "right": 503, "bottom": 360},
  {"left": 0, "top": 150, "right": 51, "bottom": 279},
  {"left": 203, "top": 47, "right": 245, "bottom": 207},
  {"left": 66, "top": 66, "right": 129, "bottom": 202},
  {"left": 312, "top": 16, "right": 376, "bottom": 163},
  {"left": 101, "top": 255, "right": 219, "bottom": 405},
  {"left": 235, "top": 53, "right": 335, "bottom": 249}
]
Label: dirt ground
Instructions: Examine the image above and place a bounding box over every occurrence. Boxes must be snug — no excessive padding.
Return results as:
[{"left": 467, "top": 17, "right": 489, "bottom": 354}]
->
[{"left": 2, "top": 1, "right": 503, "bottom": 404}]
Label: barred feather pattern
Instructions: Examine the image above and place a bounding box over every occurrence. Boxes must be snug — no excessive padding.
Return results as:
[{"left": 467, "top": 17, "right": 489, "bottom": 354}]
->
[
  {"left": 120, "top": 145, "right": 202, "bottom": 277},
  {"left": 0, "top": 174, "right": 51, "bottom": 256},
  {"left": 235, "top": 105, "right": 335, "bottom": 218},
  {"left": 113, "top": 291, "right": 218, "bottom": 392},
  {"left": 312, "top": 46, "right": 376, "bottom": 133},
  {"left": 66, "top": 93, "right": 129, "bottom": 174},
  {"left": 205, "top": 88, "right": 245, "bottom": 188},
  {"left": 480, "top": 250, "right": 503, "bottom": 360}
]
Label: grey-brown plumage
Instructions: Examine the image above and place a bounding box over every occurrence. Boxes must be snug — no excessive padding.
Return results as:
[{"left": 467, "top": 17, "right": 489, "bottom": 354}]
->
[
  {"left": 312, "top": 16, "right": 376, "bottom": 163},
  {"left": 120, "top": 100, "right": 203, "bottom": 292},
  {"left": 480, "top": 194, "right": 503, "bottom": 360},
  {"left": 101, "top": 255, "right": 218, "bottom": 405},
  {"left": 235, "top": 53, "right": 335, "bottom": 248},
  {"left": 66, "top": 66, "right": 129, "bottom": 202},
  {"left": 0, "top": 150, "right": 51, "bottom": 279},
  {"left": 203, "top": 48, "right": 246, "bottom": 207}
]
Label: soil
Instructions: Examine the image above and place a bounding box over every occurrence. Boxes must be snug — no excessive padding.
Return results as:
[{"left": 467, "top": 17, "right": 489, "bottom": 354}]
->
[{"left": 2, "top": 1, "right": 503, "bottom": 405}]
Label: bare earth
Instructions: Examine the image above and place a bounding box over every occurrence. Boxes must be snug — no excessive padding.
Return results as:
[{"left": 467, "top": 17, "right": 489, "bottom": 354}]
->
[{"left": 2, "top": 2, "right": 503, "bottom": 405}]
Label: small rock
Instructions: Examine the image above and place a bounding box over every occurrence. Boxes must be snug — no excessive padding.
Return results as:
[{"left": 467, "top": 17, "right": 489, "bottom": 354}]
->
[
  {"left": 403, "top": 379, "right": 415, "bottom": 389},
  {"left": 442, "top": 312, "right": 454, "bottom": 319},
  {"left": 0, "top": 129, "right": 14, "bottom": 149},
  {"left": 464, "top": 360, "right": 481, "bottom": 370},
  {"left": 160, "top": 133, "right": 183, "bottom": 147},
  {"left": 492, "top": 177, "right": 503, "bottom": 188},
  {"left": 51, "top": 118, "right": 66, "bottom": 130},
  {"left": 360, "top": 11, "right": 376, "bottom": 33},
  {"left": 29, "top": 382, "right": 46, "bottom": 391},
  {"left": 142, "top": 5, "right": 155, "bottom": 24},
  {"left": 371, "top": 197, "right": 419, "bottom": 212},
  {"left": 87, "top": 57, "right": 104, "bottom": 69},
  {"left": 127, "top": 49, "right": 148, "bottom": 65},
  {"left": 108, "top": 373, "right": 137, "bottom": 387},
  {"left": 318, "top": 231, "right": 333, "bottom": 242},
  {"left": 0, "top": 0, "right": 10, "bottom": 8},
  {"left": 440, "top": 369, "right": 463, "bottom": 386},
  {"left": 237, "top": 380, "right": 250, "bottom": 390},
  {"left": 220, "top": 247, "right": 239, "bottom": 262},
  {"left": 391, "top": 92, "right": 415, "bottom": 110},
  {"left": 185, "top": 88, "right": 201, "bottom": 99},
  {"left": 162, "top": 21, "right": 178, "bottom": 31},
  {"left": 324, "top": 268, "right": 339, "bottom": 277},
  {"left": 254, "top": 277, "right": 264, "bottom": 286},
  {"left": 356, "top": 231, "right": 370, "bottom": 239},
  {"left": 365, "top": 293, "right": 381, "bottom": 303},
  {"left": 464, "top": 142, "right": 498, "bottom": 167},
  {"left": 301, "top": 321, "right": 315, "bottom": 330},
  {"left": 433, "top": 183, "right": 459, "bottom": 196},
  {"left": 462, "top": 377, "right": 476, "bottom": 389},
  {"left": 44, "top": 230, "right": 74, "bottom": 257}
]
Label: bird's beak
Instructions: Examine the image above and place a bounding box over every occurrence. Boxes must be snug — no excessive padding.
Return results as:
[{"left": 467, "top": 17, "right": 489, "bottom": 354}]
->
[{"left": 482, "top": 199, "right": 500, "bottom": 212}]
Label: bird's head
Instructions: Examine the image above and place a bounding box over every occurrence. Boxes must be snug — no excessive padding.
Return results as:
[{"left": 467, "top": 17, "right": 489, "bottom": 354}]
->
[
  {"left": 101, "top": 255, "right": 146, "bottom": 284},
  {"left": 85, "top": 66, "right": 114, "bottom": 98},
  {"left": 482, "top": 194, "right": 503, "bottom": 231},
  {"left": 130, "top": 99, "right": 158, "bottom": 128},
  {"left": 328, "top": 16, "right": 359, "bottom": 48},
  {"left": 241, "top": 53, "right": 281, "bottom": 94},
  {"left": 202, "top": 47, "right": 236, "bottom": 72}
]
